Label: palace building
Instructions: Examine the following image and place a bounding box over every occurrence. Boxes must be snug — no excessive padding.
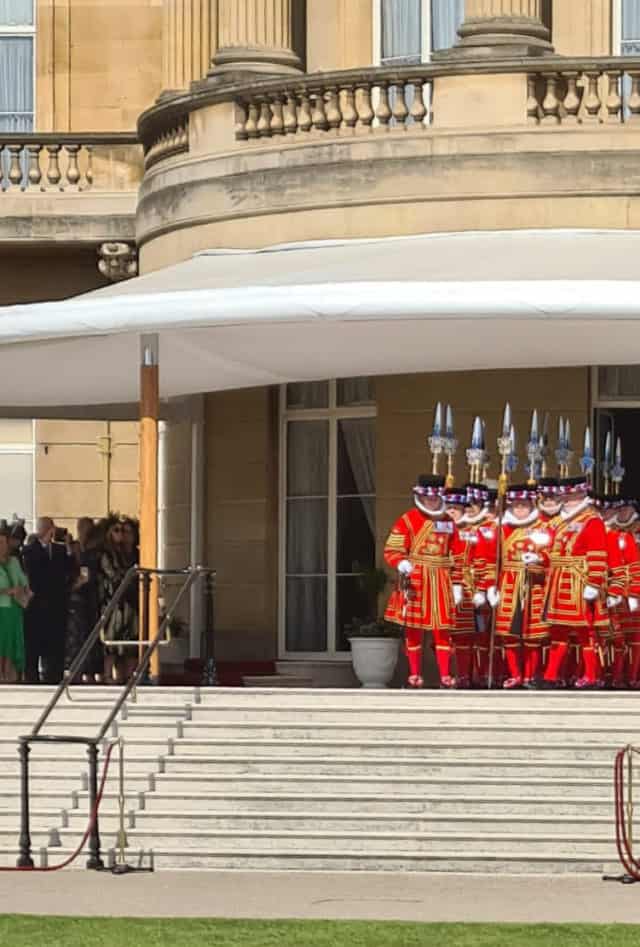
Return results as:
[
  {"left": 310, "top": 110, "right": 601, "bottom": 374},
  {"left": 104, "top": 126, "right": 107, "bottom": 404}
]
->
[{"left": 2, "top": 0, "right": 640, "bottom": 683}]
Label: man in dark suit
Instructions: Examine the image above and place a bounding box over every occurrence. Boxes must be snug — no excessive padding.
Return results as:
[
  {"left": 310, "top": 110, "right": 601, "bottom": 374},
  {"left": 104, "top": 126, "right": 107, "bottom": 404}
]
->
[{"left": 23, "top": 517, "right": 74, "bottom": 684}]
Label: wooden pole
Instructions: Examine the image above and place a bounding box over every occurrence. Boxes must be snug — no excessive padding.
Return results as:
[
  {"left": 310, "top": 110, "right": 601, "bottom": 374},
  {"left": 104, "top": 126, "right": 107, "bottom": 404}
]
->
[{"left": 140, "top": 334, "right": 159, "bottom": 681}]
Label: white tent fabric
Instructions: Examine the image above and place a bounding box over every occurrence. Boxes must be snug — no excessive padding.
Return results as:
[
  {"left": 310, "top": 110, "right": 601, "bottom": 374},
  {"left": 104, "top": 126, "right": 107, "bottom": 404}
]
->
[{"left": 1, "top": 229, "right": 640, "bottom": 406}]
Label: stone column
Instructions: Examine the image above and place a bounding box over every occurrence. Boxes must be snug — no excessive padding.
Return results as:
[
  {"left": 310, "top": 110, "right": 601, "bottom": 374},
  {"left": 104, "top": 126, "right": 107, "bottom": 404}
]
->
[
  {"left": 163, "top": 0, "right": 216, "bottom": 92},
  {"left": 212, "top": 0, "right": 302, "bottom": 74},
  {"left": 441, "top": 0, "right": 553, "bottom": 58}
]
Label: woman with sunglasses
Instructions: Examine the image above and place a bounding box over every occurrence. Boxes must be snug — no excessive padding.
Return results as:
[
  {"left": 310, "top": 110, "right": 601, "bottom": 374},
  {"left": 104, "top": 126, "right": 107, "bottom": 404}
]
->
[{"left": 97, "top": 516, "right": 138, "bottom": 684}]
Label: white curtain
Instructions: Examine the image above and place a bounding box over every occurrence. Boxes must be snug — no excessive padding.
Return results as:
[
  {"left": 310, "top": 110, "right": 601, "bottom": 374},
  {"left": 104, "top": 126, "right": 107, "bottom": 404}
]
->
[
  {"left": 431, "top": 0, "right": 465, "bottom": 51},
  {"left": 381, "top": 0, "right": 421, "bottom": 63},
  {"left": 339, "top": 419, "right": 376, "bottom": 534},
  {"left": 623, "top": 0, "right": 640, "bottom": 42},
  {"left": 0, "top": 0, "right": 33, "bottom": 25},
  {"left": 0, "top": 37, "right": 34, "bottom": 130}
]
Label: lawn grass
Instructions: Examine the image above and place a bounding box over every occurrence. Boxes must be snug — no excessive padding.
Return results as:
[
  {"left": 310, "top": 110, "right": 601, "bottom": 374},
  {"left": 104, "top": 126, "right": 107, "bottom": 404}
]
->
[{"left": 1, "top": 918, "right": 640, "bottom": 947}]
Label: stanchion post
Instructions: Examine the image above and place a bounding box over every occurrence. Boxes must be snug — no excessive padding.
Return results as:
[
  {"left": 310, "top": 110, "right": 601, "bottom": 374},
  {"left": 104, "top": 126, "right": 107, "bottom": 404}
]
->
[
  {"left": 86, "top": 741, "right": 103, "bottom": 870},
  {"left": 17, "top": 739, "right": 34, "bottom": 868}
]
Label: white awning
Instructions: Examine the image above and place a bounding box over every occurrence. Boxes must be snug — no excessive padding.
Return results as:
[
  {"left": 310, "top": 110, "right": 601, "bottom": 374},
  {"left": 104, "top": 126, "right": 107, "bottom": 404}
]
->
[{"left": 1, "top": 229, "right": 640, "bottom": 406}]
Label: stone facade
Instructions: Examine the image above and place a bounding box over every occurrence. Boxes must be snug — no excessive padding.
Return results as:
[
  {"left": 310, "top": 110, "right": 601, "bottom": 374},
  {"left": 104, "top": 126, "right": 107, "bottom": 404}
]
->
[{"left": 1, "top": 0, "right": 636, "bottom": 668}]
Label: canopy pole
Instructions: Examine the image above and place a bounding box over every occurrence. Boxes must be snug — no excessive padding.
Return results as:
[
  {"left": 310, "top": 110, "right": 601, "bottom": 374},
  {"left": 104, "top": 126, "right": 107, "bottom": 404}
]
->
[{"left": 140, "top": 334, "right": 159, "bottom": 682}]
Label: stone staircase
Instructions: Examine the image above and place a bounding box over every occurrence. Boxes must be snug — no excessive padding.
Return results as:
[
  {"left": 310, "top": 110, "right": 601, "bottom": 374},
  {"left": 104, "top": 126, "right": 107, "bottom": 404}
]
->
[{"left": 0, "top": 686, "right": 633, "bottom": 873}]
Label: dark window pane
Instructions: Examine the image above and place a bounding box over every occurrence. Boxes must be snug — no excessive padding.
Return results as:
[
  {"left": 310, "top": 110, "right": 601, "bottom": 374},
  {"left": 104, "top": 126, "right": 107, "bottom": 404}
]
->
[
  {"left": 286, "top": 381, "right": 329, "bottom": 409},
  {"left": 336, "top": 377, "right": 375, "bottom": 407},
  {"left": 287, "top": 498, "right": 328, "bottom": 574},
  {"left": 287, "top": 420, "right": 328, "bottom": 496},
  {"left": 337, "top": 497, "right": 375, "bottom": 574},
  {"left": 336, "top": 575, "right": 372, "bottom": 652},
  {"left": 337, "top": 418, "right": 375, "bottom": 496},
  {"left": 286, "top": 577, "right": 327, "bottom": 652}
]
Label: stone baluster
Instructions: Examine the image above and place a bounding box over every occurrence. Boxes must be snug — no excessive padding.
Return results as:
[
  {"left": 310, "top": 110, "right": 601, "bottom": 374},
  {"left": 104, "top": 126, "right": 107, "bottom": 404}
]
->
[
  {"left": 311, "top": 90, "right": 328, "bottom": 131},
  {"left": 46, "top": 145, "right": 62, "bottom": 187},
  {"left": 245, "top": 101, "right": 259, "bottom": 138},
  {"left": 298, "top": 92, "right": 313, "bottom": 132},
  {"left": 341, "top": 86, "right": 358, "bottom": 131},
  {"left": 235, "top": 102, "right": 249, "bottom": 140},
  {"left": 65, "top": 145, "right": 81, "bottom": 188},
  {"left": 410, "top": 80, "right": 427, "bottom": 127},
  {"left": 357, "top": 83, "right": 375, "bottom": 130},
  {"left": 627, "top": 72, "right": 640, "bottom": 122},
  {"left": 85, "top": 145, "right": 94, "bottom": 188},
  {"left": 26, "top": 144, "right": 42, "bottom": 188},
  {"left": 257, "top": 99, "right": 272, "bottom": 137},
  {"left": 391, "top": 83, "right": 409, "bottom": 128},
  {"left": 583, "top": 71, "right": 603, "bottom": 123},
  {"left": 527, "top": 75, "right": 540, "bottom": 124},
  {"left": 326, "top": 87, "right": 342, "bottom": 132},
  {"left": 270, "top": 95, "right": 285, "bottom": 135},
  {"left": 283, "top": 93, "right": 298, "bottom": 134},
  {"left": 605, "top": 71, "right": 622, "bottom": 124},
  {"left": 7, "top": 145, "right": 23, "bottom": 187},
  {"left": 562, "top": 72, "right": 581, "bottom": 124},
  {"left": 541, "top": 74, "right": 560, "bottom": 124},
  {"left": 375, "top": 83, "right": 391, "bottom": 129}
]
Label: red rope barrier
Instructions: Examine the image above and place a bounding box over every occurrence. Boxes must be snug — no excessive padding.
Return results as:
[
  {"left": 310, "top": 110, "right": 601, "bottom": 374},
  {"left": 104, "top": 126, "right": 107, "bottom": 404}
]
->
[
  {"left": 612, "top": 745, "right": 640, "bottom": 880},
  {"left": 0, "top": 740, "right": 117, "bottom": 873}
]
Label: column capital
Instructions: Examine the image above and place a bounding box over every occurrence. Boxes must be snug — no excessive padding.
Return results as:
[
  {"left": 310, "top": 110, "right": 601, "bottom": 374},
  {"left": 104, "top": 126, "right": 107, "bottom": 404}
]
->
[{"left": 436, "top": 0, "right": 553, "bottom": 60}]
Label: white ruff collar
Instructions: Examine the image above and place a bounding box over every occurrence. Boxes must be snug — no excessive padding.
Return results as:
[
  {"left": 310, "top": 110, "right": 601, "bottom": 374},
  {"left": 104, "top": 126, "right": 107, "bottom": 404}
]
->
[
  {"left": 415, "top": 497, "right": 446, "bottom": 518},
  {"left": 503, "top": 509, "right": 538, "bottom": 527},
  {"left": 462, "top": 507, "right": 489, "bottom": 526},
  {"left": 616, "top": 511, "right": 639, "bottom": 529},
  {"left": 560, "top": 497, "right": 593, "bottom": 521}
]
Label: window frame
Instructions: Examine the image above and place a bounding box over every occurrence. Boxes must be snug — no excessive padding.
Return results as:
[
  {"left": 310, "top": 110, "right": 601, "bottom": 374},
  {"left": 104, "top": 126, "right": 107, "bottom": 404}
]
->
[
  {"left": 0, "top": 419, "right": 37, "bottom": 532},
  {"left": 278, "top": 381, "right": 377, "bottom": 661},
  {"left": 0, "top": 1, "right": 36, "bottom": 132}
]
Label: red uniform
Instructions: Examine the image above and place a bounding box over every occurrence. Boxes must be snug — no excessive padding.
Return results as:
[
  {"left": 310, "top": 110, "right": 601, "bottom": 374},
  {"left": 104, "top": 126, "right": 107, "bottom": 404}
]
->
[
  {"left": 384, "top": 507, "right": 461, "bottom": 683},
  {"left": 543, "top": 502, "right": 609, "bottom": 686},
  {"left": 468, "top": 518, "right": 500, "bottom": 684},
  {"left": 602, "top": 524, "right": 630, "bottom": 686},
  {"left": 450, "top": 519, "right": 486, "bottom": 686},
  {"left": 615, "top": 519, "right": 640, "bottom": 686}
]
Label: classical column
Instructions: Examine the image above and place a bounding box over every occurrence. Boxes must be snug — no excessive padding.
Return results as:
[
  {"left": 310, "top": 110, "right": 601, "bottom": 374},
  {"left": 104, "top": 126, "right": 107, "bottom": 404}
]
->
[
  {"left": 441, "top": 0, "right": 553, "bottom": 58},
  {"left": 212, "top": 0, "right": 302, "bottom": 74},
  {"left": 163, "top": 0, "right": 216, "bottom": 92}
]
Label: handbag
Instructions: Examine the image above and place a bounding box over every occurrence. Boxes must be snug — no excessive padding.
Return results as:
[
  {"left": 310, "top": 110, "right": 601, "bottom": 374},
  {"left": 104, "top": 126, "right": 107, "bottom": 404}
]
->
[{"left": 0, "top": 562, "right": 32, "bottom": 609}]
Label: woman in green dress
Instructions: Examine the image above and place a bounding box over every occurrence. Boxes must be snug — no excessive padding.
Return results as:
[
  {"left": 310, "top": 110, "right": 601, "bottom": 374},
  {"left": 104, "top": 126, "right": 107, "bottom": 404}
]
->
[{"left": 0, "top": 530, "right": 30, "bottom": 682}]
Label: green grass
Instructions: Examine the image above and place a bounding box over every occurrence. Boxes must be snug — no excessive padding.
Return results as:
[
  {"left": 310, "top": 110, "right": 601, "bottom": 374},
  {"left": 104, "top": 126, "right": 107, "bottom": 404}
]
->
[{"left": 1, "top": 919, "right": 640, "bottom": 947}]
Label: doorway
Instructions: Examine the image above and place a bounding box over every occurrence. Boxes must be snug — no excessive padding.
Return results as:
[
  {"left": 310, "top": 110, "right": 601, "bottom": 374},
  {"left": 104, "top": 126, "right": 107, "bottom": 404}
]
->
[{"left": 595, "top": 408, "right": 640, "bottom": 496}]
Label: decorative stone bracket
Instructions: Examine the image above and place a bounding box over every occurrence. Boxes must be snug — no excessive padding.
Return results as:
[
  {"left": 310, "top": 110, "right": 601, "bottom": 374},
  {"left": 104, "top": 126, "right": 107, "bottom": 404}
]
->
[{"left": 98, "top": 242, "right": 139, "bottom": 282}]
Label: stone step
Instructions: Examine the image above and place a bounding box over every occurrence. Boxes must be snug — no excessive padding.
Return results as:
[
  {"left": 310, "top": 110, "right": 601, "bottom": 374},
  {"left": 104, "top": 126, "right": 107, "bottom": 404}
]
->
[
  {"left": 136, "top": 790, "right": 615, "bottom": 817},
  {"left": 85, "top": 826, "right": 621, "bottom": 857},
  {"left": 150, "top": 772, "right": 615, "bottom": 796},
  {"left": 0, "top": 685, "right": 197, "bottom": 706},
  {"left": 156, "top": 755, "right": 616, "bottom": 780},
  {"left": 177, "top": 721, "right": 640, "bottom": 744},
  {"left": 171, "top": 738, "right": 621, "bottom": 762},
  {"left": 117, "top": 810, "right": 622, "bottom": 837},
  {"left": 242, "top": 675, "right": 313, "bottom": 688}
]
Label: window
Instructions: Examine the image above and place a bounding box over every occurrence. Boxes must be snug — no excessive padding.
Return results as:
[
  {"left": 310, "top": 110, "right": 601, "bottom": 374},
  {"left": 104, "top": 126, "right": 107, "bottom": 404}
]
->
[
  {"left": 597, "top": 366, "right": 640, "bottom": 401},
  {"left": 280, "top": 379, "right": 376, "bottom": 658},
  {"left": 378, "top": 0, "right": 464, "bottom": 65},
  {"left": 621, "top": 0, "right": 640, "bottom": 54},
  {"left": 0, "top": 0, "right": 35, "bottom": 132}
]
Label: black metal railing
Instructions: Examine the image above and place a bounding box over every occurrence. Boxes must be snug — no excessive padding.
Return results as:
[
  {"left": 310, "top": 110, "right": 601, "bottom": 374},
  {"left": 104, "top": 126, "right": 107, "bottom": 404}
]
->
[{"left": 17, "top": 564, "right": 215, "bottom": 870}]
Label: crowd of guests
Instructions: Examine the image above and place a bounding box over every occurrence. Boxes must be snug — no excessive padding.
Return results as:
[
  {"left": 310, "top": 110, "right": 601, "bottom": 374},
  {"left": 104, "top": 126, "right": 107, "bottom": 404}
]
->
[{"left": 0, "top": 514, "right": 140, "bottom": 685}]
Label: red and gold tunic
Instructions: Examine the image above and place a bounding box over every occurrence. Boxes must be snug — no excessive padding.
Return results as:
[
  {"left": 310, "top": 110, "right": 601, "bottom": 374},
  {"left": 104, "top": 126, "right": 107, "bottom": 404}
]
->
[
  {"left": 450, "top": 518, "right": 490, "bottom": 636},
  {"left": 384, "top": 508, "right": 461, "bottom": 632},
  {"left": 611, "top": 523, "right": 640, "bottom": 634},
  {"left": 544, "top": 504, "right": 609, "bottom": 629},
  {"left": 492, "top": 518, "right": 553, "bottom": 641}
]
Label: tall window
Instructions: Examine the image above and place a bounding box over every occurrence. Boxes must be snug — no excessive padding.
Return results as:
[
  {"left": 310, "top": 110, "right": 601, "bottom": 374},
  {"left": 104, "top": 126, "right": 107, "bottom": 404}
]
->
[
  {"left": 280, "top": 379, "right": 376, "bottom": 658},
  {"left": 0, "top": 0, "right": 35, "bottom": 132},
  {"left": 379, "top": 0, "right": 464, "bottom": 64},
  {"left": 621, "top": 0, "right": 640, "bottom": 54}
]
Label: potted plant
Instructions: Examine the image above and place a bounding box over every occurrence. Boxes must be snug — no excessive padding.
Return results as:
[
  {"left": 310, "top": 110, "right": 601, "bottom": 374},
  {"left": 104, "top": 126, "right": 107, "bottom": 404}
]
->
[{"left": 347, "top": 567, "right": 400, "bottom": 689}]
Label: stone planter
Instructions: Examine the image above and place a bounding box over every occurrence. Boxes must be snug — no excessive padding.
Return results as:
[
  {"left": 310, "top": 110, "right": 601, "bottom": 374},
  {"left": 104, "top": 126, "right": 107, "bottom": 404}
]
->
[{"left": 348, "top": 637, "right": 400, "bottom": 689}]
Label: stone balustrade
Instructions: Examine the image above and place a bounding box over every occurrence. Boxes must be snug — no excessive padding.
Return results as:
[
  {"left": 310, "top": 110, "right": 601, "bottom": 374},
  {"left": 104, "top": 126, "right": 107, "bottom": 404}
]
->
[
  {"left": 528, "top": 65, "right": 640, "bottom": 124},
  {"left": 0, "top": 134, "right": 141, "bottom": 192}
]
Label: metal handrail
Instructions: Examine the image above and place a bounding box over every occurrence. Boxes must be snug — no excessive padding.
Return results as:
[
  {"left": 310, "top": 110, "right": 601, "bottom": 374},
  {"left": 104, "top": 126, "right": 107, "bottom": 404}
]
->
[{"left": 17, "top": 564, "right": 216, "bottom": 871}]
